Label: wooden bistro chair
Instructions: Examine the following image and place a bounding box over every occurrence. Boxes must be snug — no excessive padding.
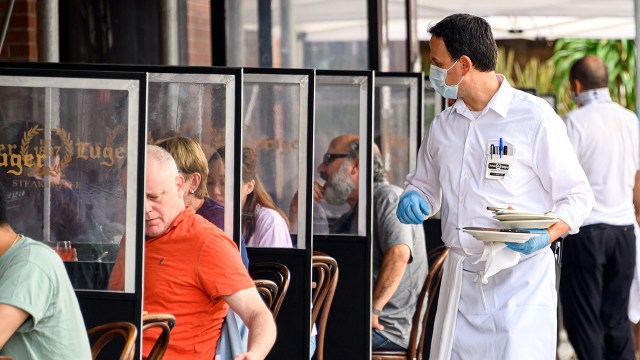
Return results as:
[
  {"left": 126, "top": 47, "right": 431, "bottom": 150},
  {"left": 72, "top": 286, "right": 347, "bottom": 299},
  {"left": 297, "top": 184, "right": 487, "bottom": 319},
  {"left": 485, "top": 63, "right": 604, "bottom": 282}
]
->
[
  {"left": 143, "top": 313, "right": 176, "bottom": 360},
  {"left": 254, "top": 279, "right": 278, "bottom": 311},
  {"left": 249, "top": 262, "right": 291, "bottom": 319},
  {"left": 372, "top": 245, "right": 449, "bottom": 360},
  {"left": 87, "top": 321, "right": 137, "bottom": 360},
  {"left": 312, "top": 251, "right": 339, "bottom": 360}
]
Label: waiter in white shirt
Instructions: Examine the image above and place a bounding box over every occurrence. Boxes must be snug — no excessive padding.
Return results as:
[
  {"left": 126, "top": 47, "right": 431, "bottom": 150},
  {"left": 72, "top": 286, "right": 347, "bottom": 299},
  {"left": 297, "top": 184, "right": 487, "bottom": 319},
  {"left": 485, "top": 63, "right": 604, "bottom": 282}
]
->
[
  {"left": 560, "top": 55, "right": 639, "bottom": 360},
  {"left": 396, "top": 14, "right": 594, "bottom": 360}
]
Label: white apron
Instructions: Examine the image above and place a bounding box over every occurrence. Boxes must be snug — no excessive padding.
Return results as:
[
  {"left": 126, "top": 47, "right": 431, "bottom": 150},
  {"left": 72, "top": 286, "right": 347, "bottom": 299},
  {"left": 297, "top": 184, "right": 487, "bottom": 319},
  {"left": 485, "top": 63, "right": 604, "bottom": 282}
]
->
[{"left": 431, "top": 248, "right": 557, "bottom": 360}]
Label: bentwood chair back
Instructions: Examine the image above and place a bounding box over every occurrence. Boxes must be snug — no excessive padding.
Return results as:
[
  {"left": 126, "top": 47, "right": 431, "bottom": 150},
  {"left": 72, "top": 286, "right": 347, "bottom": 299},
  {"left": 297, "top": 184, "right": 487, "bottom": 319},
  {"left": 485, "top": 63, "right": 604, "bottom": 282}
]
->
[
  {"left": 312, "top": 251, "right": 339, "bottom": 360},
  {"left": 87, "top": 321, "right": 137, "bottom": 360},
  {"left": 371, "top": 245, "right": 449, "bottom": 360},
  {"left": 143, "top": 313, "right": 176, "bottom": 360},
  {"left": 254, "top": 279, "right": 278, "bottom": 311},
  {"left": 249, "top": 262, "right": 291, "bottom": 319}
]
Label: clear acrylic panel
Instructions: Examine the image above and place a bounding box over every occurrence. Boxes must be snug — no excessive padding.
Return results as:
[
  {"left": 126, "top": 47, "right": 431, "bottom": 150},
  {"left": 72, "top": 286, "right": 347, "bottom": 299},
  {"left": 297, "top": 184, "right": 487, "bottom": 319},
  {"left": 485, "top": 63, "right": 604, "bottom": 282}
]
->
[
  {"left": 226, "top": 0, "right": 369, "bottom": 70},
  {"left": 315, "top": 73, "right": 370, "bottom": 236},
  {"left": 146, "top": 73, "right": 237, "bottom": 238},
  {"left": 0, "top": 75, "right": 142, "bottom": 293},
  {"left": 242, "top": 72, "right": 310, "bottom": 249},
  {"left": 374, "top": 74, "right": 421, "bottom": 188}
]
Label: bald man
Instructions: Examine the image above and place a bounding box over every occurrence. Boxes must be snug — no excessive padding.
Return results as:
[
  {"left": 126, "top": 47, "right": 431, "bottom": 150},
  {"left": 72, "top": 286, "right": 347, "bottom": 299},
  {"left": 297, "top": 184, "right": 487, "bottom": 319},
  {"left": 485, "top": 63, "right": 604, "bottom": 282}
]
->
[
  {"left": 143, "top": 145, "right": 275, "bottom": 360},
  {"left": 315, "top": 135, "right": 427, "bottom": 351},
  {"left": 560, "top": 55, "right": 640, "bottom": 360}
]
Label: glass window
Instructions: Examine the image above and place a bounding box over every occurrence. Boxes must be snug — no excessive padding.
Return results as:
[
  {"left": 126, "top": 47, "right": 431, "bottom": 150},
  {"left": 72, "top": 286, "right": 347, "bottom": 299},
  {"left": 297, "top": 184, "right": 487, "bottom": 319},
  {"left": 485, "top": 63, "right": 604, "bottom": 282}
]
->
[
  {"left": 315, "top": 72, "right": 371, "bottom": 236},
  {"left": 146, "top": 72, "right": 238, "bottom": 238},
  {"left": 242, "top": 71, "right": 312, "bottom": 249},
  {"left": 0, "top": 74, "right": 143, "bottom": 292},
  {"left": 226, "top": 0, "right": 369, "bottom": 70},
  {"left": 374, "top": 74, "right": 422, "bottom": 188}
]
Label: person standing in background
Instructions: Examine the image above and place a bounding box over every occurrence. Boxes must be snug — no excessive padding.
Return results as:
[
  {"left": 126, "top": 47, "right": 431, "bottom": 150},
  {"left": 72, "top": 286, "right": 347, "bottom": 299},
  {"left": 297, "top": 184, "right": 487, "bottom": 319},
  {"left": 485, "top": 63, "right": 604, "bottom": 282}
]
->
[{"left": 560, "top": 55, "right": 639, "bottom": 360}]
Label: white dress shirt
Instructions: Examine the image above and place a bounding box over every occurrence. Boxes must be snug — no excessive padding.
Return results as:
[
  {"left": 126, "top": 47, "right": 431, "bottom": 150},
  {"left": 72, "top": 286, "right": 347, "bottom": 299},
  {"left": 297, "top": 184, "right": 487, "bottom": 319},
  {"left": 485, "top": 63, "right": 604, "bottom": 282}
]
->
[
  {"left": 564, "top": 94, "right": 639, "bottom": 226},
  {"left": 406, "top": 75, "right": 594, "bottom": 256}
]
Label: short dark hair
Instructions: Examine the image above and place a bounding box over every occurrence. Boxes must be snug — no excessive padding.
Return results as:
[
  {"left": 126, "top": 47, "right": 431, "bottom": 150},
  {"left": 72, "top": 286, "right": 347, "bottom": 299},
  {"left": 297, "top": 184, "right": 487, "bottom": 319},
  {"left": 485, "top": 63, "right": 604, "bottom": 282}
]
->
[
  {"left": 569, "top": 56, "right": 609, "bottom": 90},
  {"left": 429, "top": 13, "right": 497, "bottom": 72},
  {"left": 0, "top": 182, "right": 7, "bottom": 226}
]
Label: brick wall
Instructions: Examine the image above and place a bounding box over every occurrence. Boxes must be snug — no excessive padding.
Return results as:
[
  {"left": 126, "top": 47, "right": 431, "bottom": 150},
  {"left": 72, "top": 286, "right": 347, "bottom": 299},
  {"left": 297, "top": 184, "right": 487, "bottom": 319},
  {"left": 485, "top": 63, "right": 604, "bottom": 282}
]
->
[
  {"left": 0, "top": 0, "right": 37, "bottom": 61},
  {"left": 186, "top": 0, "right": 211, "bottom": 66}
]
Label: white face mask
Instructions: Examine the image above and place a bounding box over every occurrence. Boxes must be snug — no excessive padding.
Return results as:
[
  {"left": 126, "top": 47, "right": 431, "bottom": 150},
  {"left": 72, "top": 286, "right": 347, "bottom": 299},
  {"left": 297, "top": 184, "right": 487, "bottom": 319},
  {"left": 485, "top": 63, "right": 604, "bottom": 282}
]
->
[
  {"left": 571, "top": 87, "right": 611, "bottom": 107},
  {"left": 430, "top": 60, "right": 464, "bottom": 99}
]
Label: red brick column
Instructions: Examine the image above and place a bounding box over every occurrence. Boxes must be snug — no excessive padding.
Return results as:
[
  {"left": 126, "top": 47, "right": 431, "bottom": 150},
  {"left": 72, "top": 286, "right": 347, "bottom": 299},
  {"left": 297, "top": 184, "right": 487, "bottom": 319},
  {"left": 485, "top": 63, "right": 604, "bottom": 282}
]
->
[
  {"left": 186, "top": 0, "right": 211, "bottom": 66},
  {"left": 0, "top": 0, "right": 37, "bottom": 61}
]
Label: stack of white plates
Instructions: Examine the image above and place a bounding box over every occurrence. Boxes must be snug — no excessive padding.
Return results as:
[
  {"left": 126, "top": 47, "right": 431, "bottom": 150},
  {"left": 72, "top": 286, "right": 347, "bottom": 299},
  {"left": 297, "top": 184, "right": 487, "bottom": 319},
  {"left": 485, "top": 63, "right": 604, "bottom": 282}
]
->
[
  {"left": 492, "top": 209, "right": 559, "bottom": 229},
  {"left": 459, "top": 227, "right": 533, "bottom": 243}
]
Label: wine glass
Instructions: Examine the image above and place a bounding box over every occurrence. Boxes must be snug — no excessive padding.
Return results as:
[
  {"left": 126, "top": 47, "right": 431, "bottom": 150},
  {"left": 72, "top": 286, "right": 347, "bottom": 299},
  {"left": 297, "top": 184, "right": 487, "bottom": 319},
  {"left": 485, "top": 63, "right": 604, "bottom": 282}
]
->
[{"left": 56, "top": 241, "right": 73, "bottom": 261}]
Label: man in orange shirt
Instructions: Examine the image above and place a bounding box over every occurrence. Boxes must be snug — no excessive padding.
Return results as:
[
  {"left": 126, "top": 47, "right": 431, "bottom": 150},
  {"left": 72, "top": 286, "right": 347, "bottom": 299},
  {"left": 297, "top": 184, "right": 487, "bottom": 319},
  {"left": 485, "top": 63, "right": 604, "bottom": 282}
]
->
[{"left": 143, "top": 145, "right": 275, "bottom": 360}]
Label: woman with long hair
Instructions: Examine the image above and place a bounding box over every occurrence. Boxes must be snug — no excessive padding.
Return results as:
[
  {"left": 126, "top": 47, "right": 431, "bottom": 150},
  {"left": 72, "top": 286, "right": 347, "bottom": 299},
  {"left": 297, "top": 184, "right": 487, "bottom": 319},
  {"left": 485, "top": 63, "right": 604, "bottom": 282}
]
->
[{"left": 209, "top": 147, "right": 292, "bottom": 248}]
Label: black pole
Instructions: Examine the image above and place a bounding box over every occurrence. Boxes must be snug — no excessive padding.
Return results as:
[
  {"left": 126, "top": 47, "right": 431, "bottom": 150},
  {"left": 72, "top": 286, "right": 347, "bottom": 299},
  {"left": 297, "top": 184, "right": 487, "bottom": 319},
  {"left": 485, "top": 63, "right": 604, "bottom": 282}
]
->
[
  {"left": 0, "top": 0, "right": 16, "bottom": 55},
  {"left": 257, "top": 0, "right": 272, "bottom": 67},
  {"left": 211, "top": 0, "right": 227, "bottom": 66},
  {"left": 367, "top": 0, "right": 380, "bottom": 71}
]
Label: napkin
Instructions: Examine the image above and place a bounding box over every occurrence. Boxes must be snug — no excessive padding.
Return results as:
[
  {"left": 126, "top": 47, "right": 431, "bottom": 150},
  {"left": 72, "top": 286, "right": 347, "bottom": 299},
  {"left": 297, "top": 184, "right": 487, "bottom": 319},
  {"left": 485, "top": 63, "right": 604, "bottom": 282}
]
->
[{"left": 473, "top": 241, "right": 521, "bottom": 283}]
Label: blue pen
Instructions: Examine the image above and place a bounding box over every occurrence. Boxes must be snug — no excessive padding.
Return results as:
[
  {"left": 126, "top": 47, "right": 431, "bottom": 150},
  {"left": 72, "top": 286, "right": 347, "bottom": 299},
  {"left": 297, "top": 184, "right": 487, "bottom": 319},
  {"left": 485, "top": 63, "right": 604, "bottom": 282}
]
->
[{"left": 499, "top": 137, "right": 503, "bottom": 158}]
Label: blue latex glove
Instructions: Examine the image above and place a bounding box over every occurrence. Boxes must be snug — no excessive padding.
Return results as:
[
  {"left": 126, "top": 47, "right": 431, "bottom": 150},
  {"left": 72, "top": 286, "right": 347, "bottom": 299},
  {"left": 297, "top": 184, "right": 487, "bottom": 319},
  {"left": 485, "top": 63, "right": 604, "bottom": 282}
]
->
[
  {"left": 396, "top": 190, "right": 430, "bottom": 224},
  {"left": 505, "top": 229, "right": 550, "bottom": 255}
]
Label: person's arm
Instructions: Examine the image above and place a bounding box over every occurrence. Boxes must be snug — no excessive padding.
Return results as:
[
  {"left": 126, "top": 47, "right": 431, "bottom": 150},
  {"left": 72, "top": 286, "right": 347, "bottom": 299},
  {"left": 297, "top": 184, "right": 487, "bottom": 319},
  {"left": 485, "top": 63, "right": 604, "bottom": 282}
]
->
[
  {"left": 223, "top": 287, "right": 276, "bottom": 360},
  {"left": 371, "top": 244, "right": 411, "bottom": 330},
  {"left": 0, "top": 303, "right": 29, "bottom": 348}
]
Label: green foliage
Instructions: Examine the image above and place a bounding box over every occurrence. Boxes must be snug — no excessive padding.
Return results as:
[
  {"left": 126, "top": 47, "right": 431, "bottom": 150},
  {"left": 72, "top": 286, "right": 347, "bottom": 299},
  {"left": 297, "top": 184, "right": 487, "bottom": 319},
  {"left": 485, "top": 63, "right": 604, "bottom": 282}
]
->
[
  {"left": 548, "top": 39, "right": 636, "bottom": 115},
  {"left": 496, "top": 47, "right": 555, "bottom": 108}
]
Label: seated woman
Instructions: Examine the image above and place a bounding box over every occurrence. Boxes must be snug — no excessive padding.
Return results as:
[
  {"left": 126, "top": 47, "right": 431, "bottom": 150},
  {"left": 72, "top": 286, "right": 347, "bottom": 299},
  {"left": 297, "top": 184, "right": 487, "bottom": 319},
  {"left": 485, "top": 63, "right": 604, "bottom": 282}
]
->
[
  {"left": 155, "top": 136, "right": 249, "bottom": 267},
  {"left": 208, "top": 147, "right": 292, "bottom": 248}
]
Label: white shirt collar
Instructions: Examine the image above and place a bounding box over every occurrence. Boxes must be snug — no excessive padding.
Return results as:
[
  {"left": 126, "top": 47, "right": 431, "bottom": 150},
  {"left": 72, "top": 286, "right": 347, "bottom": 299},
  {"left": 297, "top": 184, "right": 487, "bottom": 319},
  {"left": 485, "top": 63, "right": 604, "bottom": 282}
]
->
[{"left": 451, "top": 74, "right": 513, "bottom": 120}]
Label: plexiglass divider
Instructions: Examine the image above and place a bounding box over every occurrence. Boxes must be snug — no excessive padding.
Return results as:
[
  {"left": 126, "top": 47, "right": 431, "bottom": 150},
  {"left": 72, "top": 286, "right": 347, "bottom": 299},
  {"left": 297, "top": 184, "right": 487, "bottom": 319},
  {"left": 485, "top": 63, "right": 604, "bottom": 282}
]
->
[
  {"left": 374, "top": 72, "right": 423, "bottom": 187},
  {"left": 314, "top": 70, "right": 374, "bottom": 360},
  {"left": 0, "top": 67, "right": 147, "bottom": 359},
  {"left": 242, "top": 68, "right": 314, "bottom": 360}
]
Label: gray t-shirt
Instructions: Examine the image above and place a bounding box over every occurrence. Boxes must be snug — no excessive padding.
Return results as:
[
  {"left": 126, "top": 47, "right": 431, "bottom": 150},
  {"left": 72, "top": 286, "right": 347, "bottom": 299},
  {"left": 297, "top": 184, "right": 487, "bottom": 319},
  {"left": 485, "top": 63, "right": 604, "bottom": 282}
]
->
[
  {"left": 373, "top": 182, "right": 428, "bottom": 348},
  {"left": 0, "top": 236, "right": 92, "bottom": 359}
]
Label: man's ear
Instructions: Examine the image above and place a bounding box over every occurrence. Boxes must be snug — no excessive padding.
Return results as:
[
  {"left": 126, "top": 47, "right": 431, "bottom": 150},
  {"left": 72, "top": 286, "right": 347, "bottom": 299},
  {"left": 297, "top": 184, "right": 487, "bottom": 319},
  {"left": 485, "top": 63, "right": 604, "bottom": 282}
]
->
[
  {"left": 176, "top": 174, "right": 186, "bottom": 198},
  {"left": 570, "top": 78, "right": 583, "bottom": 94},
  {"left": 351, "top": 157, "right": 359, "bottom": 174},
  {"left": 460, "top": 55, "right": 473, "bottom": 76}
]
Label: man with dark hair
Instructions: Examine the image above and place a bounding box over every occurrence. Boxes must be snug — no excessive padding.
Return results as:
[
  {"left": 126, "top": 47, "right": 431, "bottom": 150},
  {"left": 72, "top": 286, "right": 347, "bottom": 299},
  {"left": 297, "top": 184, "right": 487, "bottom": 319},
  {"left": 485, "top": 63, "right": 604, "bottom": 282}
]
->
[
  {"left": 560, "top": 55, "right": 639, "bottom": 360},
  {"left": 0, "top": 183, "right": 92, "bottom": 358},
  {"left": 396, "top": 13, "right": 594, "bottom": 359},
  {"left": 315, "top": 134, "right": 428, "bottom": 351}
]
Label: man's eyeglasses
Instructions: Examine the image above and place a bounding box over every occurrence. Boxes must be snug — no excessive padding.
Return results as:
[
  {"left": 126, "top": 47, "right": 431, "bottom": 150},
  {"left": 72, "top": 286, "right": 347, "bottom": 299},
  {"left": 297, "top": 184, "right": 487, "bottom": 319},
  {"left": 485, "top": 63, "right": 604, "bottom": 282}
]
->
[{"left": 322, "top": 153, "right": 350, "bottom": 166}]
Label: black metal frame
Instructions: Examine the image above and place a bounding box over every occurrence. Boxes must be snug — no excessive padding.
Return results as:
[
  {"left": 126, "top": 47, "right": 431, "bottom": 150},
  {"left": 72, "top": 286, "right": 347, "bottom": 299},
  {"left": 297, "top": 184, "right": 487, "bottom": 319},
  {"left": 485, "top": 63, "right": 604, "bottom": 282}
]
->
[
  {"left": 241, "top": 66, "right": 315, "bottom": 359},
  {"left": 0, "top": 66, "right": 148, "bottom": 359},
  {"left": 0, "top": 62, "right": 245, "bottom": 247},
  {"left": 315, "top": 69, "right": 374, "bottom": 359}
]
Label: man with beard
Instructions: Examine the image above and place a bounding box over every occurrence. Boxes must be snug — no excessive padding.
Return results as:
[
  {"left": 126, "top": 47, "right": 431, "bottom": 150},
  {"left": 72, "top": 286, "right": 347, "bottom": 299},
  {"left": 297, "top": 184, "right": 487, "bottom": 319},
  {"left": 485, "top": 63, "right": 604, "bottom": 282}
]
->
[{"left": 315, "top": 134, "right": 428, "bottom": 350}]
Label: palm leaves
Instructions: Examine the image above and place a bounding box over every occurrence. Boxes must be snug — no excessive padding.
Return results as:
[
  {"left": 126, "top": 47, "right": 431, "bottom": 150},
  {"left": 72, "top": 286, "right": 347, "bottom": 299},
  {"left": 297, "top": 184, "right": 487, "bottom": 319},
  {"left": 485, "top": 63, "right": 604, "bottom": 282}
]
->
[{"left": 549, "top": 39, "right": 636, "bottom": 115}]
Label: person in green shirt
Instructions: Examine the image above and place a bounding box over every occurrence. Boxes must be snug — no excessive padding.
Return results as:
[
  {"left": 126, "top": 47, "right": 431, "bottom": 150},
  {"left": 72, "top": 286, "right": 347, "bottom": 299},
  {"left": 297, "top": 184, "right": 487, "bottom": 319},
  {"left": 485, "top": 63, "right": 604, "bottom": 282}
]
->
[{"left": 0, "top": 182, "right": 92, "bottom": 359}]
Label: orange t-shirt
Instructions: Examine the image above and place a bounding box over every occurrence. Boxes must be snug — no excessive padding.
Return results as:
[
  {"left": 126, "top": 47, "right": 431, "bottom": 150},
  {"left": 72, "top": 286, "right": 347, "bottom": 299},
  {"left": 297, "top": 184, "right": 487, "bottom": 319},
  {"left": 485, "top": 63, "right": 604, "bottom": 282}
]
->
[{"left": 143, "top": 207, "right": 254, "bottom": 359}]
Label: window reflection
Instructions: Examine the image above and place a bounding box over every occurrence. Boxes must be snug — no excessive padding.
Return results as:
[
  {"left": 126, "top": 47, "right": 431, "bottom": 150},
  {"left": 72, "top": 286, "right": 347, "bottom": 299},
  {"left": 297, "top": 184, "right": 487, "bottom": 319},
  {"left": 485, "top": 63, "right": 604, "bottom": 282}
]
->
[{"left": 0, "top": 85, "right": 132, "bottom": 291}]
